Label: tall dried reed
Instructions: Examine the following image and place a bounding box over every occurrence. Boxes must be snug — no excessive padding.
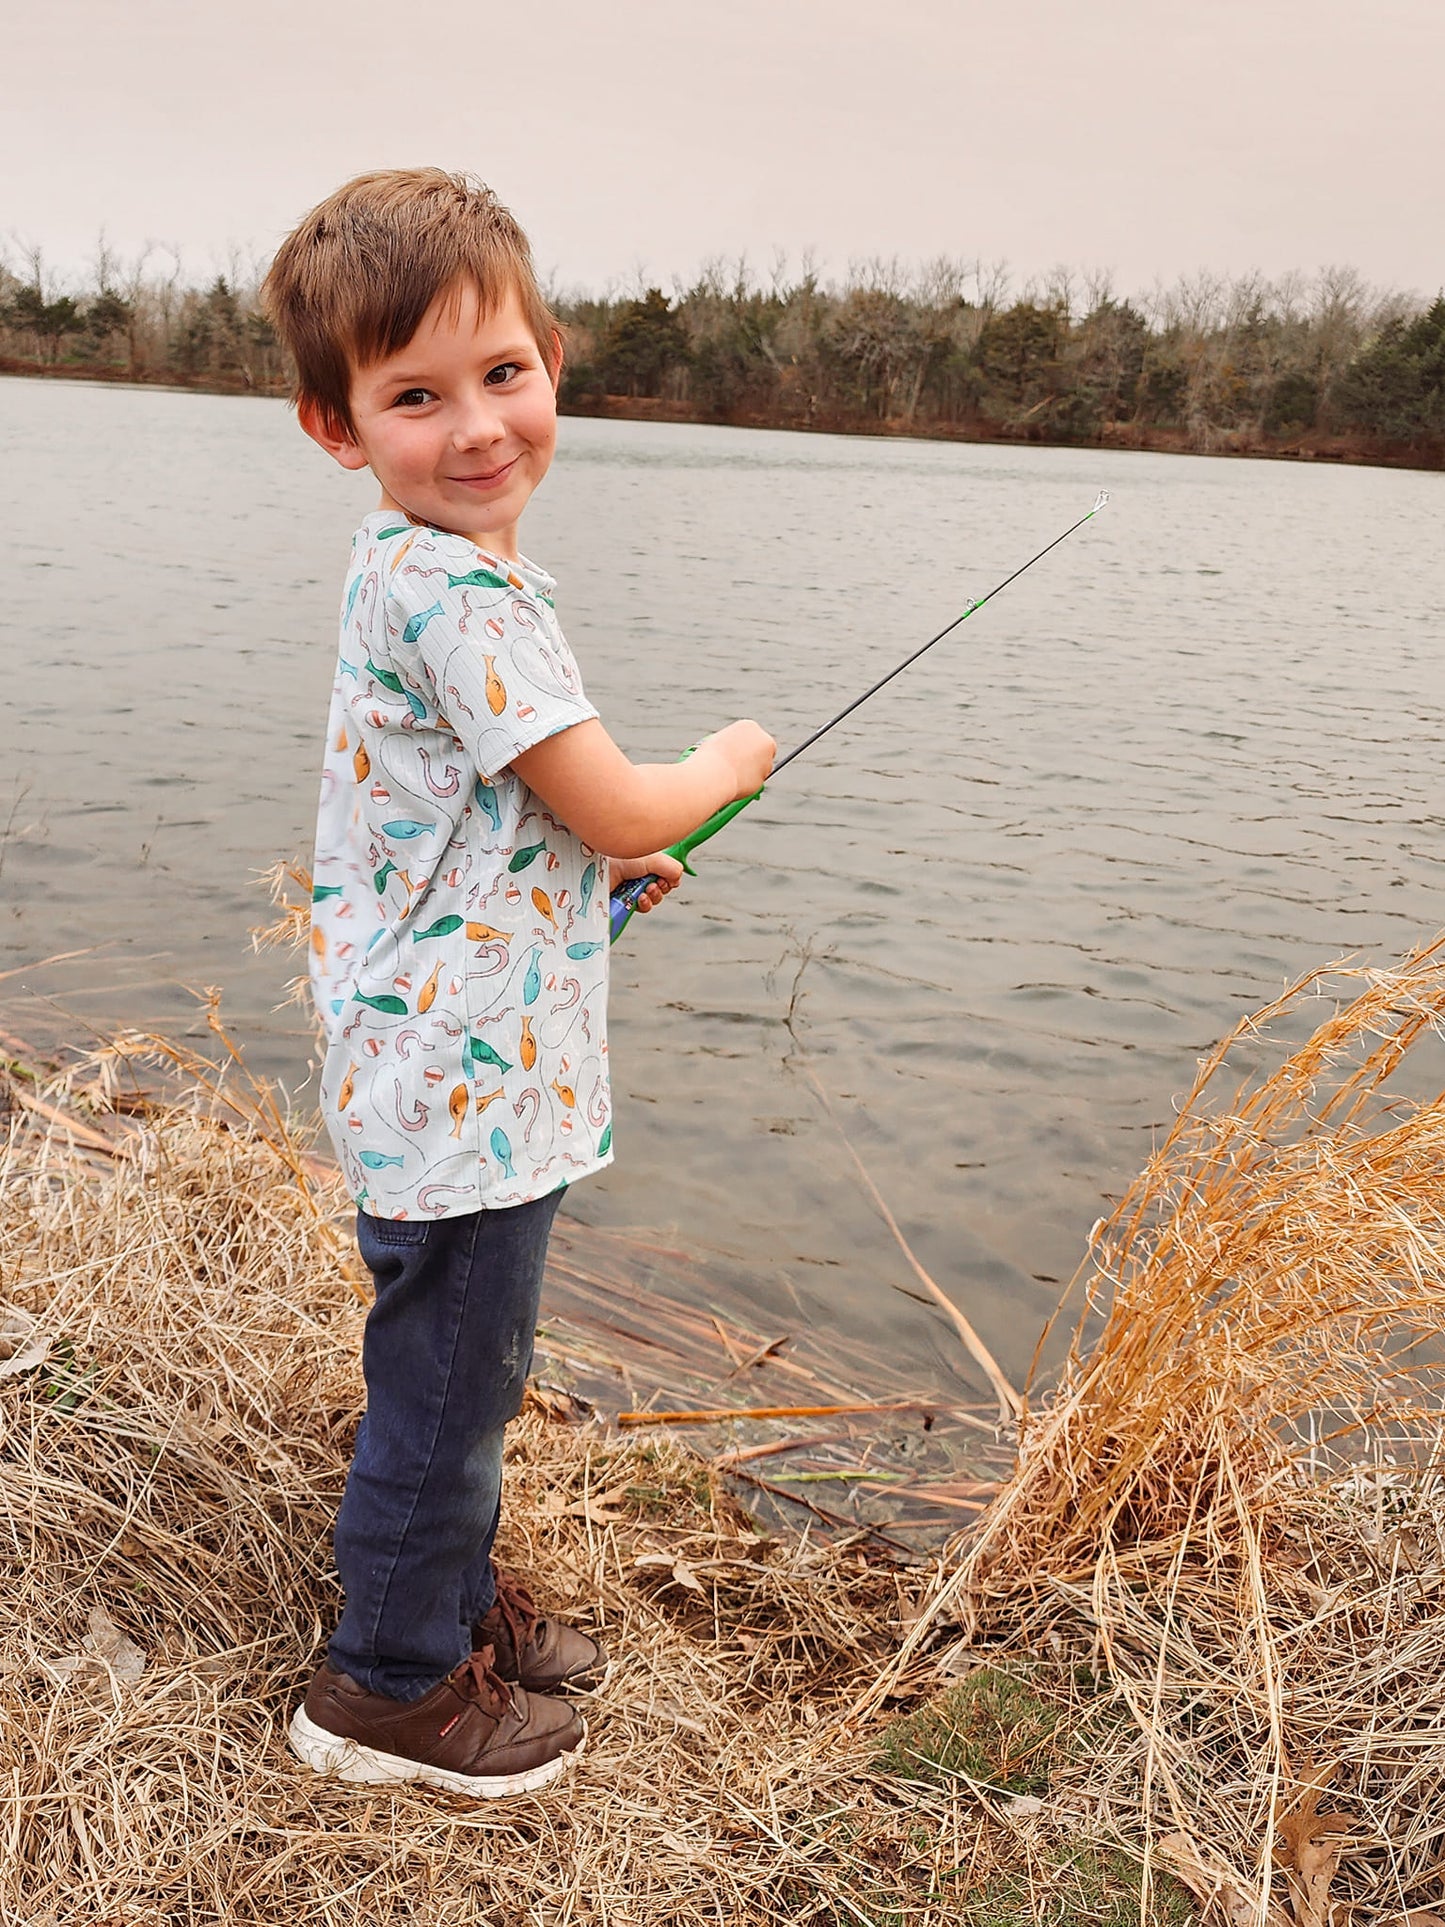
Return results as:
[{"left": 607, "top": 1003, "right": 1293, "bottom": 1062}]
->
[{"left": 886, "top": 940, "right": 1445, "bottom": 1925}]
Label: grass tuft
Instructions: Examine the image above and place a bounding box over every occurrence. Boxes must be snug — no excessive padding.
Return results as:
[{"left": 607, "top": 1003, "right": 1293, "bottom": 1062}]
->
[{"left": 878, "top": 1665, "right": 1065, "bottom": 1795}]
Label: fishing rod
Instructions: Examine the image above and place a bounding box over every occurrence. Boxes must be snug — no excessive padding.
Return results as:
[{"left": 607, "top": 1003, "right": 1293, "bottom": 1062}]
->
[{"left": 609, "top": 488, "right": 1110, "bottom": 943}]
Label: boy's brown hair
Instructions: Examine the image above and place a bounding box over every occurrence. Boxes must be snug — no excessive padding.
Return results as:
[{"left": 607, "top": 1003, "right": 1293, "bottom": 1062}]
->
[{"left": 262, "top": 168, "right": 560, "bottom": 437}]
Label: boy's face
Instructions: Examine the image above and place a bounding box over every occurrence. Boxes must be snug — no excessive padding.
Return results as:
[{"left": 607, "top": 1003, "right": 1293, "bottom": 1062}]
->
[{"left": 304, "top": 280, "right": 559, "bottom": 558}]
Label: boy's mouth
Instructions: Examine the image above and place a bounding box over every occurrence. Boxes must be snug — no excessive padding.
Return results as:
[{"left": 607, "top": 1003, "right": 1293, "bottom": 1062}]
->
[{"left": 451, "top": 458, "right": 517, "bottom": 490}]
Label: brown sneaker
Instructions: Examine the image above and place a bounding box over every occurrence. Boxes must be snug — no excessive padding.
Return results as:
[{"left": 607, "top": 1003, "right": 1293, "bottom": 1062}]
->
[
  {"left": 288, "top": 1647, "right": 584, "bottom": 1798},
  {"left": 473, "top": 1570, "right": 608, "bottom": 1694}
]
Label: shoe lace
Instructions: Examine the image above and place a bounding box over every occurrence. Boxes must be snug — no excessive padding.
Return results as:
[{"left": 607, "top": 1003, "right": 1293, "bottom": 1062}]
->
[
  {"left": 492, "top": 1571, "right": 543, "bottom": 1658},
  {"left": 454, "top": 1645, "right": 513, "bottom": 1717}
]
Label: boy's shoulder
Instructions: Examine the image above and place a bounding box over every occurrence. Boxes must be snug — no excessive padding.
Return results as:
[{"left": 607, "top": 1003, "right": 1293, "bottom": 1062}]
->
[{"left": 348, "top": 513, "right": 554, "bottom": 608}]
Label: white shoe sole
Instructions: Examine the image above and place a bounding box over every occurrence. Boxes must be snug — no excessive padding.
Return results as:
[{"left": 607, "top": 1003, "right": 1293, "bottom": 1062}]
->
[{"left": 288, "top": 1705, "right": 585, "bottom": 1798}]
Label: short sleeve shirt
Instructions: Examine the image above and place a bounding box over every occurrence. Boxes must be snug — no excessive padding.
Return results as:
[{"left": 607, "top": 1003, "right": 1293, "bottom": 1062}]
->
[{"left": 310, "top": 511, "right": 612, "bottom": 1218}]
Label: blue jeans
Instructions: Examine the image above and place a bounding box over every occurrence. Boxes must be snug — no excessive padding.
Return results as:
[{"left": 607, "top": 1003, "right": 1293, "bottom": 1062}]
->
[{"left": 327, "top": 1192, "right": 563, "bottom": 1701}]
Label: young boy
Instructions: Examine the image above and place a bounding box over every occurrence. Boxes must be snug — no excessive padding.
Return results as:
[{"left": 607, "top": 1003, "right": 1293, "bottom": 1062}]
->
[{"left": 262, "top": 169, "right": 774, "bottom": 1798}]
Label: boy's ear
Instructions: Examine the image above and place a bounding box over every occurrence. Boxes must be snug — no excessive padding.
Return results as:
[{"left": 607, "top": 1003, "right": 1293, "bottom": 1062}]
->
[
  {"left": 549, "top": 330, "right": 565, "bottom": 391},
  {"left": 298, "top": 395, "right": 370, "bottom": 472}
]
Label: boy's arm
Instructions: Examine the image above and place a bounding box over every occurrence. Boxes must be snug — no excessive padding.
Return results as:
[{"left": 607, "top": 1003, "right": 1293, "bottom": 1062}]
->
[{"left": 510, "top": 717, "right": 775, "bottom": 860}]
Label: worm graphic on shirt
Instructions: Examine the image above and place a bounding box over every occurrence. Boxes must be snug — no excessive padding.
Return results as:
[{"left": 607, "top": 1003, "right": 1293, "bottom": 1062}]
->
[{"left": 514, "top": 1087, "right": 541, "bottom": 1143}]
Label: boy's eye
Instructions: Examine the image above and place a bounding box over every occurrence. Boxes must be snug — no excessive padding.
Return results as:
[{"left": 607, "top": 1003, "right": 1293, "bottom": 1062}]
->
[
  {"left": 484, "top": 361, "right": 523, "bottom": 387},
  {"left": 392, "top": 388, "right": 433, "bottom": 408}
]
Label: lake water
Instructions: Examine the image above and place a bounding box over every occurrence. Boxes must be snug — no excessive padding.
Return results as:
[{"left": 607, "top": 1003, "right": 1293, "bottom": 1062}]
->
[{"left": 3, "top": 375, "right": 1442, "bottom": 1394}]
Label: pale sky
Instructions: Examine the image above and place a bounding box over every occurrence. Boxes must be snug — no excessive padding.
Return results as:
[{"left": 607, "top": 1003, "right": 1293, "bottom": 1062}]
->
[{"left": 7, "top": 0, "right": 1443, "bottom": 302}]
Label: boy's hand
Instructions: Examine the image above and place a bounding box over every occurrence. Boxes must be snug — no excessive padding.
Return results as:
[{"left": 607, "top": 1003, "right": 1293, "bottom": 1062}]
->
[
  {"left": 609, "top": 851, "right": 685, "bottom": 912},
  {"left": 693, "top": 721, "right": 776, "bottom": 800}
]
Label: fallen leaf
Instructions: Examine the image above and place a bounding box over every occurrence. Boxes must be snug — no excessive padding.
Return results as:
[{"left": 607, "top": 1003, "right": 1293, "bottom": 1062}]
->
[
  {"left": 631, "top": 1551, "right": 705, "bottom": 1593},
  {"left": 1284, "top": 1825, "right": 1348, "bottom": 1927},
  {"left": 1157, "top": 1832, "right": 1290, "bottom": 1927},
  {"left": 1273, "top": 1755, "right": 1353, "bottom": 1927},
  {"left": 0, "top": 1305, "right": 49, "bottom": 1380},
  {"left": 51, "top": 1606, "right": 146, "bottom": 1685},
  {"left": 1002, "top": 1793, "right": 1046, "bottom": 1820},
  {"left": 559, "top": 1480, "right": 633, "bottom": 1523}
]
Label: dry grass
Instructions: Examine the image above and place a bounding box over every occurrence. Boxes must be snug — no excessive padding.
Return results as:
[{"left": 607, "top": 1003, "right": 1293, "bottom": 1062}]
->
[
  {"left": 0, "top": 1031, "right": 1002, "bottom": 1926},
  {"left": 12, "top": 929, "right": 1445, "bottom": 1923},
  {"left": 888, "top": 939, "right": 1445, "bottom": 1926}
]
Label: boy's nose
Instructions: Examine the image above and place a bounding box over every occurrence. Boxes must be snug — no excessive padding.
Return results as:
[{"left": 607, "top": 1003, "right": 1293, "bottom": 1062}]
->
[{"left": 452, "top": 390, "right": 506, "bottom": 450}]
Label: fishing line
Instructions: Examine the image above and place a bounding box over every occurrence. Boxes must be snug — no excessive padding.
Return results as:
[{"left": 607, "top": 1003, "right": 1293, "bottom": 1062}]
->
[
  {"left": 610, "top": 488, "right": 1110, "bottom": 940},
  {"left": 772, "top": 487, "right": 1109, "bottom": 774}
]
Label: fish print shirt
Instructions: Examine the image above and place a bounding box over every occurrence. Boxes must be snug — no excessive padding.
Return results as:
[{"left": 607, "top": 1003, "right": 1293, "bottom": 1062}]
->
[{"left": 310, "top": 510, "right": 612, "bottom": 1218}]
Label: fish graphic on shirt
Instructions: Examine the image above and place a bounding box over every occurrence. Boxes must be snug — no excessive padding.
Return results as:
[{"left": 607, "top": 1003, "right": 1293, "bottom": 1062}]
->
[
  {"left": 522, "top": 948, "right": 542, "bottom": 1008},
  {"left": 467, "top": 1034, "right": 512, "bottom": 1076},
  {"left": 489, "top": 1126, "right": 516, "bottom": 1177},
  {"left": 531, "top": 887, "right": 557, "bottom": 929},
  {"left": 473, "top": 779, "right": 502, "bottom": 833},
  {"left": 445, "top": 565, "right": 516, "bottom": 593},
  {"left": 400, "top": 603, "right": 442, "bottom": 646}
]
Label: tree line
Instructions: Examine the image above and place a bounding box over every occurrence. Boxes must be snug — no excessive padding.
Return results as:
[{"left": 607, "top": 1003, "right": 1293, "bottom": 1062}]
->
[{"left": 3, "top": 239, "right": 1442, "bottom": 464}]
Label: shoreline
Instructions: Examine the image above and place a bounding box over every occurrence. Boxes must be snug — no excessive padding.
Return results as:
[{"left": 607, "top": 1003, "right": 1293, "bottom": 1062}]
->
[{"left": 4, "top": 354, "right": 1441, "bottom": 475}]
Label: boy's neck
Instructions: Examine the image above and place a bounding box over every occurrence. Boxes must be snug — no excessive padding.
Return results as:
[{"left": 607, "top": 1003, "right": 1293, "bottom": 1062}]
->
[{"left": 379, "top": 488, "right": 522, "bottom": 563}]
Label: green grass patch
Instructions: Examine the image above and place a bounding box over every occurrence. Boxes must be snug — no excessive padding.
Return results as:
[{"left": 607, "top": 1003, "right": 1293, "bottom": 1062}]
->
[
  {"left": 963, "top": 1846, "right": 1195, "bottom": 1927},
  {"left": 877, "top": 1664, "right": 1067, "bottom": 1795}
]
